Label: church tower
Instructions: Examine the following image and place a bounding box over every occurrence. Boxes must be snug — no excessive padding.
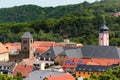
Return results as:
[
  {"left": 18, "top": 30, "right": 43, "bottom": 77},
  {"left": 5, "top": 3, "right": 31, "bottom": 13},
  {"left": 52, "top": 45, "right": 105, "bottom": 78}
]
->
[
  {"left": 21, "top": 32, "right": 33, "bottom": 58},
  {"left": 99, "top": 20, "right": 109, "bottom": 46}
]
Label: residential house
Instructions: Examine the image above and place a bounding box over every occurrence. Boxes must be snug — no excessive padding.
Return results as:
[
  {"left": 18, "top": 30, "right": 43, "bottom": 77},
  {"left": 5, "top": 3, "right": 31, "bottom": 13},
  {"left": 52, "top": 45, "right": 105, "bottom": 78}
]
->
[
  {"left": 75, "top": 64, "right": 115, "bottom": 78},
  {"left": 63, "top": 58, "right": 120, "bottom": 73},
  {"left": 113, "top": 12, "right": 120, "bottom": 17},
  {"left": 0, "top": 61, "right": 16, "bottom": 75},
  {"left": 0, "top": 42, "right": 9, "bottom": 61}
]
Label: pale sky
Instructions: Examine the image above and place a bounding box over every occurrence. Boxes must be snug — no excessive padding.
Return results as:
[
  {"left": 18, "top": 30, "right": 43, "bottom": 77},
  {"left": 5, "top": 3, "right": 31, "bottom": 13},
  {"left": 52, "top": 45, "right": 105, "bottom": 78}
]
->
[{"left": 0, "top": 0, "right": 100, "bottom": 8}]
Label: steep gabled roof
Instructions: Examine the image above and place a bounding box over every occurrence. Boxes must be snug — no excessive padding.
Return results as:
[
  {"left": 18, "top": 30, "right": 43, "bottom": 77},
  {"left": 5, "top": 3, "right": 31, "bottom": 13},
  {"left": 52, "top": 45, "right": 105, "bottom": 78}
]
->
[
  {"left": 41, "top": 45, "right": 120, "bottom": 60},
  {"left": 22, "top": 32, "right": 33, "bottom": 38},
  {"left": 81, "top": 45, "right": 120, "bottom": 59},
  {"left": 65, "top": 48, "right": 83, "bottom": 58},
  {"left": 40, "top": 46, "right": 75, "bottom": 59}
]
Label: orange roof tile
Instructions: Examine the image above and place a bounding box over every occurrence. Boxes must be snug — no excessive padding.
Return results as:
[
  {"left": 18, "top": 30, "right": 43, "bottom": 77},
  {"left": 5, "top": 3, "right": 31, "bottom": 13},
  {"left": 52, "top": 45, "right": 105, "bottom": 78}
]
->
[
  {"left": 89, "top": 58, "right": 120, "bottom": 66},
  {"left": 5, "top": 44, "right": 17, "bottom": 50},
  {"left": 63, "top": 58, "right": 91, "bottom": 68},
  {"left": 4, "top": 42, "right": 21, "bottom": 51},
  {"left": 63, "top": 58, "right": 120, "bottom": 69},
  {"left": 47, "top": 74, "right": 75, "bottom": 80},
  {"left": 13, "top": 65, "right": 33, "bottom": 77},
  {"left": 0, "top": 42, "right": 8, "bottom": 53},
  {"left": 36, "top": 47, "right": 49, "bottom": 53}
]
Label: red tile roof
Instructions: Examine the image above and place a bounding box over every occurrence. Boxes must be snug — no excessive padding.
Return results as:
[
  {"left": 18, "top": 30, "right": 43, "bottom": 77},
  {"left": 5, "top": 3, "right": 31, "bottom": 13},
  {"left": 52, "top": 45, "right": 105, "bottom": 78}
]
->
[
  {"left": 88, "top": 58, "right": 120, "bottom": 66},
  {"left": 63, "top": 58, "right": 120, "bottom": 69},
  {"left": 0, "top": 42, "right": 8, "bottom": 53},
  {"left": 36, "top": 47, "right": 49, "bottom": 53},
  {"left": 13, "top": 65, "right": 33, "bottom": 77},
  {"left": 4, "top": 42, "right": 21, "bottom": 51},
  {"left": 63, "top": 58, "right": 90, "bottom": 69},
  {"left": 47, "top": 74, "right": 75, "bottom": 80},
  {"left": 33, "top": 41, "right": 66, "bottom": 53}
]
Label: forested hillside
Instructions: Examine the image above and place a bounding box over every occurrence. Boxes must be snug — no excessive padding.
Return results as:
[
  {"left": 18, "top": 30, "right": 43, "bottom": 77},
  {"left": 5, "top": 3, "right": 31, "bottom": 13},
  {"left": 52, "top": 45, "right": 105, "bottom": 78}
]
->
[{"left": 0, "top": 0, "right": 120, "bottom": 46}]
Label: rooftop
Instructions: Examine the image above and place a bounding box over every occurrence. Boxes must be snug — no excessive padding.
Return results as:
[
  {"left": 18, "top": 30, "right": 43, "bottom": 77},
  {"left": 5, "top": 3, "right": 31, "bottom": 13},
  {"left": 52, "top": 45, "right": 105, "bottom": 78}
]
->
[
  {"left": 0, "top": 42, "right": 8, "bottom": 54},
  {"left": 47, "top": 73, "right": 75, "bottom": 80},
  {"left": 29, "top": 70, "right": 66, "bottom": 80},
  {"left": 22, "top": 32, "right": 33, "bottom": 38}
]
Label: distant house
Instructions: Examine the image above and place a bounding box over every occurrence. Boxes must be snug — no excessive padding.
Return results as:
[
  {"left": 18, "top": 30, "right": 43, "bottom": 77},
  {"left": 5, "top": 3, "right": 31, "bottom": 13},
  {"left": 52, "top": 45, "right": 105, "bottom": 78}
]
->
[
  {"left": 0, "top": 61, "right": 16, "bottom": 75},
  {"left": 113, "top": 12, "right": 120, "bottom": 17},
  {"left": 29, "top": 70, "right": 67, "bottom": 80},
  {"left": 75, "top": 64, "right": 115, "bottom": 78},
  {"left": 0, "top": 42, "right": 9, "bottom": 61},
  {"left": 59, "top": 39, "right": 83, "bottom": 47}
]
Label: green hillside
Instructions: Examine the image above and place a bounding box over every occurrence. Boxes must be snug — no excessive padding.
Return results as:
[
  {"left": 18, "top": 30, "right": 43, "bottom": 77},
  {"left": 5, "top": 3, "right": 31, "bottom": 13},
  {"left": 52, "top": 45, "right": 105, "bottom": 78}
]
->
[{"left": 0, "top": 0, "right": 120, "bottom": 23}]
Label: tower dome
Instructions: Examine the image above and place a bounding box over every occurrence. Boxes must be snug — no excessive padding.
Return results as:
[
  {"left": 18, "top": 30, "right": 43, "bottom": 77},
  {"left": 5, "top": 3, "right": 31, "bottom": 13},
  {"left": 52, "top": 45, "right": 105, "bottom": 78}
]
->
[{"left": 99, "top": 20, "right": 109, "bottom": 32}]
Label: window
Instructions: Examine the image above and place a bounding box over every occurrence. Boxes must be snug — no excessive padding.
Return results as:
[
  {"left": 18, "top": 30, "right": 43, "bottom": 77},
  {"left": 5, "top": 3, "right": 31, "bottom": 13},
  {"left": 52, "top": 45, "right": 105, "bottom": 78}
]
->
[
  {"left": 7, "top": 67, "right": 9, "bottom": 69},
  {"left": 4, "top": 66, "right": 6, "bottom": 69}
]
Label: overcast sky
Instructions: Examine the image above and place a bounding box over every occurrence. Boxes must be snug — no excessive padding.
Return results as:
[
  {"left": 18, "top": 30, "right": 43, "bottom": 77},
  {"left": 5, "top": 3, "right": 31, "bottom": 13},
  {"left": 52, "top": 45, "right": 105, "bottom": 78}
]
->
[{"left": 0, "top": 0, "right": 100, "bottom": 8}]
